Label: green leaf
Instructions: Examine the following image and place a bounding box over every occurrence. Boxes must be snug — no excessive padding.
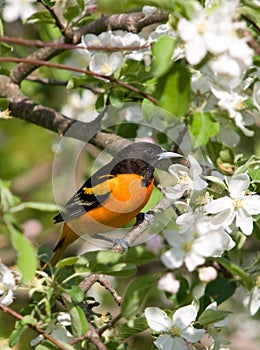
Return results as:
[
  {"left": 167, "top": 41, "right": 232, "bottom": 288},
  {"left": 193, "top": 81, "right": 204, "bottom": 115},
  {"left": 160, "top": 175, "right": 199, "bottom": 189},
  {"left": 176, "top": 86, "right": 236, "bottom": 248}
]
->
[
  {"left": 205, "top": 275, "right": 237, "bottom": 305},
  {"left": 65, "top": 286, "right": 84, "bottom": 303},
  {"left": 206, "top": 141, "right": 234, "bottom": 174},
  {"left": 10, "top": 229, "right": 37, "bottom": 283},
  {"left": 24, "top": 11, "right": 56, "bottom": 24},
  {"left": 175, "top": 276, "right": 191, "bottom": 305},
  {"left": 9, "top": 322, "right": 27, "bottom": 347},
  {"left": 121, "top": 275, "right": 157, "bottom": 319},
  {"left": 21, "top": 315, "right": 37, "bottom": 326},
  {"left": 215, "top": 257, "right": 254, "bottom": 290},
  {"left": 75, "top": 250, "right": 136, "bottom": 277},
  {"left": 41, "top": 0, "right": 56, "bottom": 6},
  {"left": 152, "top": 36, "right": 177, "bottom": 77},
  {"left": 63, "top": 6, "right": 80, "bottom": 22},
  {"left": 121, "top": 246, "right": 156, "bottom": 266},
  {"left": 70, "top": 305, "right": 88, "bottom": 337},
  {"left": 109, "top": 89, "right": 125, "bottom": 107},
  {"left": 0, "top": 179, "right": 20, "bottom": 211},
  {"left": 156, "top": 62, "right": 191, "bottom": 118},
  {"left": 10, "top": 201, "right": 60, "bottom": 213},
  {"left": 36, "top": 342, "right": 75, "bottom": 350},
  {"left": 249, "top": 167, "right": 260, "bottom": 183},
  {"left": 239, "top": 3, "right": 260, "bottom": 28},
  {"left": 189, "top": 111, "right": 219, "bottom": 146},
  {"left": 118, "top": 315, "right": 148, "bottom": 340},
  {"left": 0, "top": 98, "right": 9, "bottom": 110},
  {"left": 197, "top": 309, "right": 230, "bottom": 326},
  {"left": 0, "top": 42, "right": 13, "bottom": 56}
]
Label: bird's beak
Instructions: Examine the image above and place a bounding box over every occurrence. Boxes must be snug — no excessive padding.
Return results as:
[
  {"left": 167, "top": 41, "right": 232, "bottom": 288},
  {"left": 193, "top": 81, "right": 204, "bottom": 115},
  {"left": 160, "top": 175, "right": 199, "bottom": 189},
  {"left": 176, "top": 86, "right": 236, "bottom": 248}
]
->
[{"left": 158, "top": 151, "right": 182, "bottom": 161}]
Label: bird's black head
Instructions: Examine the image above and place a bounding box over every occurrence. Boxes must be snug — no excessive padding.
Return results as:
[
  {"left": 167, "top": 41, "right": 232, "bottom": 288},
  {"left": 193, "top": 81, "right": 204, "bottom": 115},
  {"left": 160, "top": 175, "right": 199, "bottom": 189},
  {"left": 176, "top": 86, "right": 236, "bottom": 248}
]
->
[{"left": 115, "top": 142, "right": 164, "bottom": 167}]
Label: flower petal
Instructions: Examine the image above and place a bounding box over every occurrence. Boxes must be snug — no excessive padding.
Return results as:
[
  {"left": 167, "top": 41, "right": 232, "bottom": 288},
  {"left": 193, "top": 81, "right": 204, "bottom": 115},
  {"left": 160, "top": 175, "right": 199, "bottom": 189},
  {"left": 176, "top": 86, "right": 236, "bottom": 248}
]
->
[
  {"left": 154, "top": 335, "right": 187, "bottom": 350},
  {"left": 145, "top": 307, "right": 172, "bottom": 332},
  {"left": 181, "top": 326, "right": 206, "bottom": 342},
  {"left": 226, "top": 173, "right": 250, "bottom": 198},
  {"left": 161, "top": 248, "right": 185, "bottom": 269},
  {"left": 173, "top": 305, "right": 197, "bottom": 329},
  {"left": 185, "top": 252, "right": 205, "bottom": 271},
  {"left": 242, "top": 195, "right": 260, "bottom": 215},
  {"left": 204, "top": 197, "right": 233, "bottom": 213},
  {"left": 235, "top": 208, "right": 253, "bottom": 235}
]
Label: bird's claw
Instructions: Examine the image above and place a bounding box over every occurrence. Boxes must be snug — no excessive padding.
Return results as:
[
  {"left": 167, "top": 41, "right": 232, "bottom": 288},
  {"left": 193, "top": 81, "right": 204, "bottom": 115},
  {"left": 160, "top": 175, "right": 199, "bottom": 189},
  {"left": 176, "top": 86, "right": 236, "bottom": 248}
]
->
[
  {"left": 144, "top": 210, "right": 154, "bottom": 224},
  {"left": 93, "top": 234, "right": 130, "bottom": 252}
]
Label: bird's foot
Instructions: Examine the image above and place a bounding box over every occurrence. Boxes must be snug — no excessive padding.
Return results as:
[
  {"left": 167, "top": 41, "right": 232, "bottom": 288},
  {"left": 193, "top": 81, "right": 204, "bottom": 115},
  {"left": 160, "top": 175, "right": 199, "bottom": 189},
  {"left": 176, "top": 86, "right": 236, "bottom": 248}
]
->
[
  {"left": 144, "top": 210, "right": 154, "bottom": 224},
  {"left": 93, "top": 234, "right": 130, "bottom": 252}
]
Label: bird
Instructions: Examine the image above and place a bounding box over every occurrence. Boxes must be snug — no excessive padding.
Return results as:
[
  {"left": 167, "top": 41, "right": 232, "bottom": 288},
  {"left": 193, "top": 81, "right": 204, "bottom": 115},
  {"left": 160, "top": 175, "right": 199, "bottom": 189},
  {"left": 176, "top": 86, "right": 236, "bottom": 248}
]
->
[{"left": 42, "top": 142, "right": 179, "bottom": 270}]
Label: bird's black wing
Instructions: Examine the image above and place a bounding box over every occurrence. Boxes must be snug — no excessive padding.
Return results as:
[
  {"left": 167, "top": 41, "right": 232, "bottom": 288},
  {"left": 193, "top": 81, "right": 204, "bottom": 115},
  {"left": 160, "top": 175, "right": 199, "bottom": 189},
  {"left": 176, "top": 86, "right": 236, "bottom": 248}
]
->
[{"left": 54, "top": 168, "right": 115, "bottom": 223}]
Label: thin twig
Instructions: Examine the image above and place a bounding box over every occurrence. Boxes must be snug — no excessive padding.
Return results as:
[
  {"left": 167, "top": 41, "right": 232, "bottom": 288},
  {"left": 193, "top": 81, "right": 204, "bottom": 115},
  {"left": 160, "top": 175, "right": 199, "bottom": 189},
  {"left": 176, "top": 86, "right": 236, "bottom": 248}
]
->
[
  {"left": 98, "top": 313, "right": 122, "bottom": 335},
  {"left": 0, "top": 303, "right": 69, "bottom": 350},
  {"left": 80, "top": 274, "right": 123, "bottom": 306},
  {"left": 25, "top": 75, "right": 105, "bottom": 94},
  {"left": 70, "top": 322, "right": 107, "bottom": 349},
  {"left": 0, "top": 36, "right": 150, "bottom": 52},
  {"left": 39, "top": 0, "right": 67, "bottom": 35},
  {"left": 0, "top": 57, "right": 158, "bottom": 105}
]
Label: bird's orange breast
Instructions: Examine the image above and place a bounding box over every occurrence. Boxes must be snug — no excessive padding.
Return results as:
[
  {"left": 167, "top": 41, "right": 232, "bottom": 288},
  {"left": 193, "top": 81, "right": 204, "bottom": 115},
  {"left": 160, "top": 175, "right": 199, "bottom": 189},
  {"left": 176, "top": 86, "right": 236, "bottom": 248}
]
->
[{"left": 67, "top": 174, "right": 154, "bottom": 236}]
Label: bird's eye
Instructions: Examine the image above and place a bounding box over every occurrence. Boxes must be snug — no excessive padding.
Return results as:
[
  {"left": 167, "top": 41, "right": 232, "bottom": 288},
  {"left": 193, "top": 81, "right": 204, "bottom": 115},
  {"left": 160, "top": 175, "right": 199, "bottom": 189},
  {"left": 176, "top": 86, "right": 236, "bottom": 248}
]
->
[{"left": 146, "top": 147, "right": 155, "bottom": 156}]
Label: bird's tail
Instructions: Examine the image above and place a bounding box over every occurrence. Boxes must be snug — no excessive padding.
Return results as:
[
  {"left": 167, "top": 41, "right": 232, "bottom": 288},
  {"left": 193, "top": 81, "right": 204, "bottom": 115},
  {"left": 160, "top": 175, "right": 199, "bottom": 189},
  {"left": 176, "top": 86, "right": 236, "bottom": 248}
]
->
[{"left": 41, "top": 223, "right": 79, "bottom": 271}]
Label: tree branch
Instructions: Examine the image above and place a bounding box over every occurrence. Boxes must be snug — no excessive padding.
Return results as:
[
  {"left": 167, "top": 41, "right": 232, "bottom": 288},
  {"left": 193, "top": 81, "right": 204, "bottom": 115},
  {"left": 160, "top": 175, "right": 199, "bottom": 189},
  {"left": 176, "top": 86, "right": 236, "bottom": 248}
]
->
[
  {"left": 0, "top": 74, "right": 132, "bottom": 153},
  {"left": 69, "top": 322, "right": 107, "bottom": 350},
  {"left": 112, "top": 196, "right": 175, "bottom": 253},
  {"left": 79, "top": 274, "right": 123, "bottom": 306},
  {"left": 0, "top": 303, "right": 69, "bottom": 350},
  {"left": 10, "top": 10, "right": 168, "bottom": 84},
  {"left": 0, "top": 57, "right": 158, "bottom": 104}
]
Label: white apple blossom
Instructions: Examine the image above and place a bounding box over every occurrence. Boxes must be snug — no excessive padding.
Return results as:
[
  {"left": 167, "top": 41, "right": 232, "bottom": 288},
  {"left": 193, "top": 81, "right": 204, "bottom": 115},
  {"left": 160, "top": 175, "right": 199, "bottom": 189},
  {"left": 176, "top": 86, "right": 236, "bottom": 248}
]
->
[
  {"left": 61, "top": 90, "right": 98, "bottom": 122},
  {"left": 2, "top": 0, "right": 36, "bottom": 22},
  {"left": 89, "top": 52, "right": 124, "bottom": 76},
  {"left": 149, "top": 23, "right": 176, "bottom": 43},
  {"left": 243, "top": 285, "right": 260, "bottom": 316},
  {"left": 178, "top": 0, "right": 253, "bottom": 90},
  {"left": 165, "top": 156, "right": 207, "bottom": 201},
  {"left": 0, "top": 262, "right": 16, "bottom": 306},
  {"left": 204, "top": 173, "right": 260, "bottom": 235},
  {"left": 145, "top": 305, "right": 205, "bottom": 350},
  {"left": 177, "top": 1, "right": 237, "bottom": 65},
  {"left": 158, "top": 272, "right": 180, "bottom": 294},
  {"left": 82, "top": 32, "right": 113, "bottom": 53},
  {"left": 211, "top": 86, "right": 254, "bottom": 136},
  {"left": 142, "top": 6, "right": 157, "bottom": 19},
  {"left": 198, "top": 267, "right": 218, "bottom": 283},
  {"left": 31, "top": 312, "right": 72, "bottom": 347},
  {"left": 161, "top": 217, "right": 235, "bottom": 271},
  {"left": 81, "top": 30, "right": 148, "bottom": 73}
]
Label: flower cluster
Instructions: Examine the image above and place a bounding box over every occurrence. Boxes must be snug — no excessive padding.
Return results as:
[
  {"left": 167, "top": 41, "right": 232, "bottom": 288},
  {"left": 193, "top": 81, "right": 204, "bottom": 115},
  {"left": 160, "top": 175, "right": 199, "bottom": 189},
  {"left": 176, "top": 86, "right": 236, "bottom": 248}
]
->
[
  {"left": 178, "top": 1, "right": 253, "bottom": 87},
  {"left": 2, "top": 0, "right": 36, "bottom": 23},
  {"left": 145, "top": 302, "right": 230, "bottom": 350},
  {"left": 162, "top": 215, "right": 235, "bottom": 272},
  {"left": 0, "top": 261, "right": 16, "bottom": 306},
  {"left": 162, "top": 160, "right": 260, "bottom": 272},
  {"left": 145, "top": 304, "right": 205, "bottom": 350},
  {"left": 204, "top": 173, "right": 260, "bottom": 236},
  {"left": 177, "top": 0, "right": 255, "bottom": 137},
  {"left": 81, "top": 30, "right": 147, "bottom": 76}
]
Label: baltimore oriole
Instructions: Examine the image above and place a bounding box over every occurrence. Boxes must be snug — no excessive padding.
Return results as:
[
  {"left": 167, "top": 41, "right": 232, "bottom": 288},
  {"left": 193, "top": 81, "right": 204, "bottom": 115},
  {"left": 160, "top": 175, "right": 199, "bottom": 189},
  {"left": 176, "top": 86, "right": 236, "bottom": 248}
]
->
[{"left": 43, "top": 142, "right": 178, "bottom": 269}]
